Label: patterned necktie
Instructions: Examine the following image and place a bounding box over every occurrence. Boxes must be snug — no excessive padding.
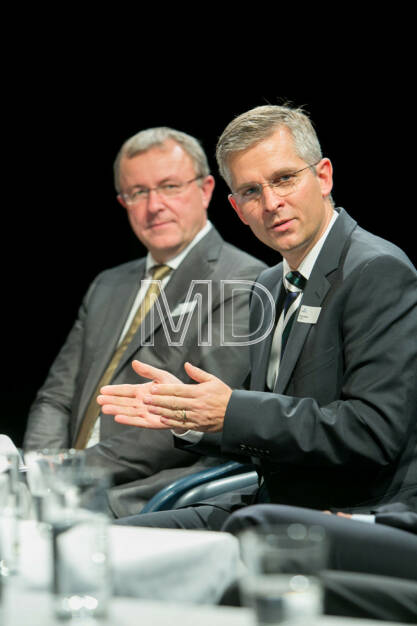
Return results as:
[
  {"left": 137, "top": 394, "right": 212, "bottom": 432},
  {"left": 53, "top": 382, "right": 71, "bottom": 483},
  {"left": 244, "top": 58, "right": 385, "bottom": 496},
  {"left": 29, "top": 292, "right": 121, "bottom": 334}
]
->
[
  {"left": 280, "top": 271, "right": 307, "bottom": 356},
  {"left": 74, "top": 264, "right": 171, "bottom": 449},
  {"left": 266, "top": 270, "right": 307, "bottom": 390}
]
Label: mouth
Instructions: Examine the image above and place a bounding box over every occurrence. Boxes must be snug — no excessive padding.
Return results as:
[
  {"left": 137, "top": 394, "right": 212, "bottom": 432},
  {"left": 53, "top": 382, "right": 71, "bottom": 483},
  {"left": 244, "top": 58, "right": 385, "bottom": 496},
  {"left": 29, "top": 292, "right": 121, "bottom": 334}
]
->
[
  {"left": 269, "top": 218, "right": 294, "bottom": 232},
  {"left": 147, "top": 220, "right": 173, "bottom": 230}
]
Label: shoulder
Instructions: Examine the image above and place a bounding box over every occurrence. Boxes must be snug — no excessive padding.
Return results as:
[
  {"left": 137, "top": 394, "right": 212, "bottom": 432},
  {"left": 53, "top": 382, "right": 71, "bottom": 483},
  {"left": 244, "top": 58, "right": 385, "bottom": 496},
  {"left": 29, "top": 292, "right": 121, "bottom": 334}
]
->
[
  {"left": 255, "top": 262, "right": 283, "bottom": 288},
  {"left": 349, "top": 225, "right": 415, "bottom": 269},
  {"left": 342, "top": 225, "right": 417, "bottom": 287},
  {"left": 90, "top": 257, "right": 145, "bottom": 286},
  {"left": 220, "top": 240, "right": 267, "bottom": 271},
  {"left": 202, "top": 227, "right": 267, "bottom": 279}
]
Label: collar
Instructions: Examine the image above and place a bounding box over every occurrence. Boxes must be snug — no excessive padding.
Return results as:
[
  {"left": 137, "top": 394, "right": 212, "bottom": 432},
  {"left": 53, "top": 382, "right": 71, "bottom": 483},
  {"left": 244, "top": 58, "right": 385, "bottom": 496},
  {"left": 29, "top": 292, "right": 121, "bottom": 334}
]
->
[
  {"left": 283, "top": 210, "right": 338, "bottom": 289},
  {"left": 145, "top": 221, "right": 212, "bottom": 275}
]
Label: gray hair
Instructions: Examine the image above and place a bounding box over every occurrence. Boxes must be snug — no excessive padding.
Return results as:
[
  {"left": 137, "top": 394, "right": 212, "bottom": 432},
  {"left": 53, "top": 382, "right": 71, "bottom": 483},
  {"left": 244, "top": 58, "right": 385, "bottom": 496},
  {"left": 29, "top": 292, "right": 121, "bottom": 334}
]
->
[
  {"left": 114, "top": 127, "right": 210, "bottom": 192},
  {"left": 216, "top": 105, "right": 323, "bottom": 189}
]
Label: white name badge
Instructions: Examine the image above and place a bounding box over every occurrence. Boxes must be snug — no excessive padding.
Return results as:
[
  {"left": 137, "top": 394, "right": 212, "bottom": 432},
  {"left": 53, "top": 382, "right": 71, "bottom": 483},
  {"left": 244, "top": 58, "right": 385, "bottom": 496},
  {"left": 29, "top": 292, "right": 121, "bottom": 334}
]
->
[{"left": 297, "top": 305, "right": 321, "bottom": 324}]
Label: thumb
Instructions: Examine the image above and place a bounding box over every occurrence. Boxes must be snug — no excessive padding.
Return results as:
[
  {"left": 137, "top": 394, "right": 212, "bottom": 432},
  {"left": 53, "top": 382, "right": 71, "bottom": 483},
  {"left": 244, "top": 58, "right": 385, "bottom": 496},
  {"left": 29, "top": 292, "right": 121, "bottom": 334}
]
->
[
  {"left": 184, "top": 362, "right": 214, "bottom": 384},
  {"left": 132, "top": 360, "right": 180, "bottom": 384},
  {"left": 132, "top": 360, "right": 166, "bottom": 382}
]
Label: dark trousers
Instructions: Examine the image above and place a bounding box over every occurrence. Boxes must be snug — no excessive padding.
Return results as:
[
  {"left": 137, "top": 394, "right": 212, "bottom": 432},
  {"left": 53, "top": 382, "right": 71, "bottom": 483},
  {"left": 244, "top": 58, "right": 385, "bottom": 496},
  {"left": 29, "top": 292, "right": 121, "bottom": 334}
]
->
[
  {"left": 223, "top": 504, "right": 417, "bottom": 580},
  {"left": 222, "top": 504, "right": 417, "bottom": 623}
]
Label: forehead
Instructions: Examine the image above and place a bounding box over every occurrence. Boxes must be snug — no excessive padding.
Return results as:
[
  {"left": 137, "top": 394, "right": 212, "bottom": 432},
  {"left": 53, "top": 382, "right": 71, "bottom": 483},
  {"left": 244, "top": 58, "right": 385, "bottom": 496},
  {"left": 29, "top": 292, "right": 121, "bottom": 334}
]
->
[
  {"left": 119, "top": 139, "right": 195, "bottom": 185},
  {"left": 228, "top": 126, "right": 303, "bottom": 189}
]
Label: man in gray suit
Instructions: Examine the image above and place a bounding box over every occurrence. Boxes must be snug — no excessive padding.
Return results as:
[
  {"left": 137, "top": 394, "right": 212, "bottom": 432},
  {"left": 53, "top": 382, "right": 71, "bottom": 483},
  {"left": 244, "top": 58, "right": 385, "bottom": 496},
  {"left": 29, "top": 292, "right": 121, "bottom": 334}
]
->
[
  {"left": 23, "top": 127, "right": 266, "bottom": 517},
  {"left": 98, "top": 105, "right": 417, "bottom": 528}
]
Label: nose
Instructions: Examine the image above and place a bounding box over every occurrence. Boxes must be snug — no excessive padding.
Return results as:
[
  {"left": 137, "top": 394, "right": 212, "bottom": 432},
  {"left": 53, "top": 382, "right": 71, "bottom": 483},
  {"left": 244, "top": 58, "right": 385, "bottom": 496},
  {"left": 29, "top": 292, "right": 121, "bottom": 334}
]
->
[
  {"left": 261, "top": 184, "right": 285, "bottom": 212},
  {"left": 146, "top": 188, "right": 165, "bottom": 213}
]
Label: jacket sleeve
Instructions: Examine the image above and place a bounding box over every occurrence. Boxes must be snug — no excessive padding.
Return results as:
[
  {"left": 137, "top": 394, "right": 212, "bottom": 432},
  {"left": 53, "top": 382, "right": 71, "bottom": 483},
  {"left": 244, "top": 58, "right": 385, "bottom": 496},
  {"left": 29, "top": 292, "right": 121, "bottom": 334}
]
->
[{"left": 23, "top": 279, "right": 97, "bottom": 450}]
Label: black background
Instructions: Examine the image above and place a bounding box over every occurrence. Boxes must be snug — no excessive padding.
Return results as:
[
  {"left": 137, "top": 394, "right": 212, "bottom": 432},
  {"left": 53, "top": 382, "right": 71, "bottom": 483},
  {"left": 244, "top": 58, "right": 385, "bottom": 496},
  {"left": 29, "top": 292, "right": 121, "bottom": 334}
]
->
[{"left": 4, "top": 78, "right": 415, "bottom": 447}]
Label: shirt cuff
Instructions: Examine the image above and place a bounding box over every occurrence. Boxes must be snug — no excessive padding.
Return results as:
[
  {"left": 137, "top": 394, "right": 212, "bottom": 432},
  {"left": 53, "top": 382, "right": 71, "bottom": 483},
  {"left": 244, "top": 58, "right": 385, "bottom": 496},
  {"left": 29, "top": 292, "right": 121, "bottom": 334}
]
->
[
  {"left": 351, "top": 514, "right": 375, "bottom": 524},
  {"left": 171, "top": 429, "right": 204, "bottom": 443}
]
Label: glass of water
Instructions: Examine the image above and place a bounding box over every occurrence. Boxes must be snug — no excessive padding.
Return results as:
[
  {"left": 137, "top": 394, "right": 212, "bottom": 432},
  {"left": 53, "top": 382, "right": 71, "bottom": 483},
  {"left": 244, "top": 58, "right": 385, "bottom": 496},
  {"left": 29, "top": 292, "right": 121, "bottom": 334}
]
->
[
  {"left": 48, "top": 507, "right": 111, "bottom": 620},
  {"left": 239, "top": 523, "right": 327, "bottom": 624}
]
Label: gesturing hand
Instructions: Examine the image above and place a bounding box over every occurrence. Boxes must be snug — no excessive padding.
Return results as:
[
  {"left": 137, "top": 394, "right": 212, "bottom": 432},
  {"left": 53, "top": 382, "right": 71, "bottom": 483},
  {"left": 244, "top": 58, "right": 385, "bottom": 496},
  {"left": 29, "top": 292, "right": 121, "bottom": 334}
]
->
[
  {"left": 143, "top": 361, "right": 232, "bottom": 433},
  {"left": 97, "top": 360, "right": 182, "bottom": 430}
]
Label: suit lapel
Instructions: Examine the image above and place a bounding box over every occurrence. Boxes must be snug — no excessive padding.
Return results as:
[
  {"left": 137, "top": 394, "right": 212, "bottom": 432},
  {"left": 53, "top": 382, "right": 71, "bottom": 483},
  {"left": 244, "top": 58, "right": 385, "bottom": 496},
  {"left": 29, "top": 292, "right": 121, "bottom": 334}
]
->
[
  {"left": 250, "top": 267, "right": 284, "bottom": 391},
  {"left": 275, "top": 272, "right": 331, "bottom": 393},
  {"left": 275, "top": 209, "right": 357, "bottom": 394},
  {"left": 77, "top": 260, "right": 146, "bottom": 421},
  {"left": 113, "top": 228, "right": 224, "bottom": 376}
]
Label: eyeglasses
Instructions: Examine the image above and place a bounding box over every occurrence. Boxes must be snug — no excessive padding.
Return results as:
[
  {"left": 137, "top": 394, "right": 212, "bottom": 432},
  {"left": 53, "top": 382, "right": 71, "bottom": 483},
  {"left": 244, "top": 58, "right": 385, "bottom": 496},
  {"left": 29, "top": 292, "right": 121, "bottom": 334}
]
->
[
  {"left": 229, "top": 161, "right": 321, "bottom": 209},
  {"left": 119, "top": 175, "right": 204, "bottom": 207}
]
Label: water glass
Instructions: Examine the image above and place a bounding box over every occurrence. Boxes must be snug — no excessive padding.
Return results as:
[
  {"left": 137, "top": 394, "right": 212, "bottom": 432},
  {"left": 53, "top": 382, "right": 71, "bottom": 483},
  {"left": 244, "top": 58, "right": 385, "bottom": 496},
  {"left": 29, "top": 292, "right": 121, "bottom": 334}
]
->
[
  {"left": 0, "top": 452, "right": 31, "bottom": 576},
  {"left": 239, "top": 523, "right": 327, "bottom": 624},
  {"left": 24, "top": 449, "right": 111, "bottom": 518},
  {"left": 25, "top": 448, "right": 84, "bottom": 519},
  {"left": 49, "top": 507, "right": 111, "bottom": 620}
]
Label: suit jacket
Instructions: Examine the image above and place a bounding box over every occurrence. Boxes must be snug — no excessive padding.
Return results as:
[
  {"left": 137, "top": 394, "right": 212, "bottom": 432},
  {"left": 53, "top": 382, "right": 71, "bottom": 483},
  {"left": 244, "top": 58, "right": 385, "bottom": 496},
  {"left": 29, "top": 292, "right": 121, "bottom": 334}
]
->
[
  {"left": 178, "top": 209, "right": 417, "bottom": 512},
  {"left": 23, "top": 227, "right": 266, "bottom": 516}
]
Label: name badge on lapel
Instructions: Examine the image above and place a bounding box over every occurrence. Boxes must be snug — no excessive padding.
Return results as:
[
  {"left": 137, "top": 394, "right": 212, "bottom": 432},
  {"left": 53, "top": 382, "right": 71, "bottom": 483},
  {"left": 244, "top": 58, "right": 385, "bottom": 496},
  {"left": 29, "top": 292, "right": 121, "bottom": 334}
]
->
[{"left": 297, "top": 305, "right": 321, "bottom": 324}]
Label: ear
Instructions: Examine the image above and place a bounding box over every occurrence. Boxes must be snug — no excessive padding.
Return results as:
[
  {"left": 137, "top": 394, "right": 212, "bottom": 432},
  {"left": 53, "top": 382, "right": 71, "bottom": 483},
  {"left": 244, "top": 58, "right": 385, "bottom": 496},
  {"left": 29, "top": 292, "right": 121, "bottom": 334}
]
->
[
  {"left": 316, "top": 158, "right": 333, "bottom": 198},
  {"left": 117, "top": 193, "right": 128, "bottom": 209},
  {"left": 228, "top": 194, "right": 249, "bottom": 225},
  {"left": 200, "top": 175, "right": 215, "bottom": 209}
]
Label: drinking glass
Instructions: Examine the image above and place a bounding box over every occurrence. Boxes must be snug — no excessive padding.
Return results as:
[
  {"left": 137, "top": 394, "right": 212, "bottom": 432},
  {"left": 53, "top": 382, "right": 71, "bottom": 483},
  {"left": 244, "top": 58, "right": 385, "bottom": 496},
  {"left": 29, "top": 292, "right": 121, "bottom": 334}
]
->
[
  {"left": 48, "top": 507, "right": 111, "bottom": 620},
  {"left": 239, "top": 523, "right": 327, "bottom": 625},
  {"left": 0, "top": 451, "right": 31, "bottom": 576},
  {"left": 25, "top": 449, "right": 112, "bottom": 517},
  {"left": 24, "top": 449, "right": 84, "bottom": 512}
]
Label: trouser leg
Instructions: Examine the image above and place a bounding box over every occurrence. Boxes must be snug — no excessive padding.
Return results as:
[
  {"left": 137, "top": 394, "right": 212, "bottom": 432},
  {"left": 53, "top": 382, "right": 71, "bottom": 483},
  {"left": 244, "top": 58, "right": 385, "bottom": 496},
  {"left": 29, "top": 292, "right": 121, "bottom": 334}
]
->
[
  {"left": 222, "top": 504, "right": 417, "bottom": 580},
  {"left": 114, "top": 504, "right": 232, "bottom": 530}
]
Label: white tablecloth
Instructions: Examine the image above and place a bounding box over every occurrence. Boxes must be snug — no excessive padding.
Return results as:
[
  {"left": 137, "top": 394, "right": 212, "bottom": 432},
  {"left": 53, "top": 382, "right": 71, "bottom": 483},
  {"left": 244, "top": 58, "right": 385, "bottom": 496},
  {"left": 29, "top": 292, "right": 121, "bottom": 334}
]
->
[
  {"left": 15, "top": 521, "right": 241, "bottom": 604},
  {"left": 0, "top": 590, "right": 408, "bottom": 626}
]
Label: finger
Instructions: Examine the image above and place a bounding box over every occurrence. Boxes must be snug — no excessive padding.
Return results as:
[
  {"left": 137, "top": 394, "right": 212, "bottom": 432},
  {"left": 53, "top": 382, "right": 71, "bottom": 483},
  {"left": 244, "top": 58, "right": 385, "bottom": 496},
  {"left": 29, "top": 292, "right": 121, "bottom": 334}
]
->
[
  {"left": 184, "top": 362, "right": 215, "bottom": 383},
  {"left": 145, "top": 404, "right": 195, "bottom": 427},
  {"left": 132, "top": 360, "right": 176, "bottom": 383},
  {"left": 100, "top": 384, "right": 137, "bottom": 397},
  {"left": 97, "top": 394, "right": 142, "bottom": 407},
  {"left": 100, "top": 403, "right": 147, "bottom": 417},
  {"left": 114, "top": 414, "right": 170, "bottom": 429},
  {"left": 148, "top": 384, "right": 197, "bottom": 398},
  {"left": 159, "top": 417, "right": 198, "bottom": 431},
  {"left": 144, "top": 393, "right": 196, "bottom": 411},
  {"left": 145, "top": 402, "right": 193, "bottom": 421}
]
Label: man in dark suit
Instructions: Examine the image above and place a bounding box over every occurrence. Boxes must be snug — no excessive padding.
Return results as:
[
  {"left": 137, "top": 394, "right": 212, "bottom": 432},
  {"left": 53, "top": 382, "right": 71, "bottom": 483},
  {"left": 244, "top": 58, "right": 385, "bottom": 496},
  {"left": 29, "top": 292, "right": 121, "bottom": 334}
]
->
[
  {"left": 23, "top": 126, "right": 266, "bottom": 517},
  {"left": 98, "top": 106, "right": 417, "bottom": 527}
]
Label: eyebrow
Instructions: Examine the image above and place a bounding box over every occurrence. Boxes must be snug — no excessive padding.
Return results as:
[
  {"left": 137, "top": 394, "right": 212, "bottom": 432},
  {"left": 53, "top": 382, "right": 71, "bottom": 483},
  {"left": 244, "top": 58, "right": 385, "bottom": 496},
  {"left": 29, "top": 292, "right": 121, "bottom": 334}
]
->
[
  {"left": 235, "top": 167, "right": 298, "bottom": 192},
  {"left": 129, "top": 177, "right": 181, "bottom": 191}
]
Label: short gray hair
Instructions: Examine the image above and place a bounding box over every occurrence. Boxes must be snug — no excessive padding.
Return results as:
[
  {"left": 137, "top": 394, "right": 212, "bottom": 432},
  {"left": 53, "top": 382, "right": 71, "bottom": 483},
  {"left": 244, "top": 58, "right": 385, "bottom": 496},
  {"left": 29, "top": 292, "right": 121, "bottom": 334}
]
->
[
  {"left": 216, "top": 105, "right": 323, "bottom": 189},
  {"left": 114, "top": 127, "right": 210, "bottom": 192}
]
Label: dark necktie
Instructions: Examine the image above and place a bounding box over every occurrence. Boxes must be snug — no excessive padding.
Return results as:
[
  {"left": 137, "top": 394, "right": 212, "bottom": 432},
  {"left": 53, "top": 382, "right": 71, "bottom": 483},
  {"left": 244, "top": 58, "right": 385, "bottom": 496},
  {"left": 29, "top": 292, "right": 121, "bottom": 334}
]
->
[
  {"left": 280, "top": 270, "right": 307, "bottom": 356},
  {"left": 266, "top": 270, "right": 307, "bottom": 390}
]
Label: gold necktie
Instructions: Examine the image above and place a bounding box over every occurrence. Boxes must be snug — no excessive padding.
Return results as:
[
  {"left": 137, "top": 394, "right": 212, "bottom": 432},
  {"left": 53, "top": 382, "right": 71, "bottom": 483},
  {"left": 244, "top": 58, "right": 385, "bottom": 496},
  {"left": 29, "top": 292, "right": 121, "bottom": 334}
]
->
[{"left": 74, "top": 264, "right": 171, "bottom": 449}]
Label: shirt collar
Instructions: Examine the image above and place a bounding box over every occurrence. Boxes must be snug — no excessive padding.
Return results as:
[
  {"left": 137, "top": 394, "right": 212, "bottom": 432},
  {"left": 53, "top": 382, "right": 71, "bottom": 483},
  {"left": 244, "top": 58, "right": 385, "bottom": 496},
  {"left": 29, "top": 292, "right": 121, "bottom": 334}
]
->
[
  {"left": 283, "top": 209, "right": 338, "bottom": 288},
  {"left": 146, "top": 221, "right": 212, "bottom": 274}
]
